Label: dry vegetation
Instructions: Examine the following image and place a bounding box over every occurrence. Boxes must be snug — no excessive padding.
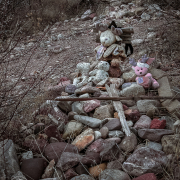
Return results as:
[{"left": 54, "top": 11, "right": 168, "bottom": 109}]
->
[{"left": 0, "top": 0, "right": 180, "bottom": 179}]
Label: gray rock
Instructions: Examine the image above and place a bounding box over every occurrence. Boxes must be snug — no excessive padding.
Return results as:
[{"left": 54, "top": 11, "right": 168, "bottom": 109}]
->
[
  {"left": 62, "top": 120, "right": 83, "bottom": 140},
  {"left": 120, "top": 100, "right": 136, "bottom": 107},
  {"left": 57, "top": 97, "right": 72, "bottom": 112},
  {"left": 75, "top": 86, "right": 100, "bottom": 95},
  {"left": 74, "top": 115, "right": 105, "bottom": 128},
  {"left": 138, "top": 129, "right": 173, "bottom": 142},
  {"left": 56, "top": 152, "right": 82, "bottom": 171},
  {"left": 72, "top": 102, "right": 87, "bottom": 115},
  {"left": 157, "top": 76, "right": 173, "bottom": 98},
  {"left": 93, "top": 105, "right": 114, "bottom": 120},
  {"left": 99, "top": 127, "right": 109, "bottom": 139},
  {"left": 146, "top": 141, "right": 162, "bottom": 151},
  {"left": 65, "top": 84, "right": 77, "bottom": 94},
  {"left": 121, "top": 82, "right": 137, "bottom": 89},
  {"left": 94, "top": 131, "right": 101, "bottom": 140},
  {"left": 99, "top": 169, "right": 130, "bottom": 180},
  {"left": 149, "top": 68, "right": 166, "bottom": 80},
  {"left": 21, "top": 151, "right": 33, "bottom": 160},
  {"left": 126, "top": 121, "right": 133, "bottom": 127},
  {"left": 123, "top": 147, "right": 168, "bottom": 176},
  {"left": 134, "top": 115, "right": 152, "bottom": 129},
  {"left": 0, "top": 139, "right": 20, "bottom": 179},
  {"left": 103, "top": 118, "right": 122, "bottom": 131},
  {"left": 122, "top": 70, "right": 136, "bottom": 82},
  {"left": 119, "top": 133, "right": 137, "bottom": 153},
  {"left": 120, "top": 84, "right": 145, "bottom": 97},
  {"left": 108, "top": 130, "right": 124, "bottom": 138},
  {"left": 71, "top": 174, "right": 94, "bottom": 180},
  {"left": 11, "top": 171, "right": 27, "bottom": 180},
  {"left": 137, "top": 100, "right": 161, "bottom": 113}
]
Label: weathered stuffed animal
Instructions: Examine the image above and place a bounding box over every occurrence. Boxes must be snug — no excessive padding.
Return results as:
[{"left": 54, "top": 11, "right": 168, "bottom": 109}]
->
[
  {"left": 88, "top": 61, "right": 110, "bottom": 86},
  {"left": 94, "top": 22, "right": 127, "bottom": 63},
  {"left": 129, "top": 54, "right": 159, "bottom": 89},
  {"left": 73, "top": 62, "right": 90, "bottom": 88}
]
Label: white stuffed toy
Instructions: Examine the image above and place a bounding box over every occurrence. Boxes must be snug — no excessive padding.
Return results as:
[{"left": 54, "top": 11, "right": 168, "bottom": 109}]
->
[
  {"left": 88, "top": 61, "right": 110, "bottom": 86},
  {"left": 73, "top": 62, "right": 90, "bottom": 88}
]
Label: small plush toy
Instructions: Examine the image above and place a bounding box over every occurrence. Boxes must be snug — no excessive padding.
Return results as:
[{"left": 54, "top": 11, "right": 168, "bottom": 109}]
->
[
  {"left": 88, "top": 61, "right": 110, "bottom": 86},
  {"left": 129, "top": 54, "right": 159, "bottom": 89},
  {"left": 73, "top": 62, "right": 90, "bottom": 88},
  {"left": 94, "top": 22, "right": 127, "bottom": 65}
]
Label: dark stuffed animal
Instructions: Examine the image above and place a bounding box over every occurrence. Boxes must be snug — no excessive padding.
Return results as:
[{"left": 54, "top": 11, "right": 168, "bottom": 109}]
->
[{"left": 108, "top": 21, "right": 133, "bottom": 57}]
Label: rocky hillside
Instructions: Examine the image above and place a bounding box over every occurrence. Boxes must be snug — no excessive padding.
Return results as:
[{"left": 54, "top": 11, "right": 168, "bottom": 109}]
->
[{"left": 1, "top": 0, "right": 180, "bottom": 180}]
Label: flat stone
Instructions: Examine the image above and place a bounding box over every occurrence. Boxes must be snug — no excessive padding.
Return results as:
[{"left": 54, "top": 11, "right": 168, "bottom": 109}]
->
[
  {"left": 103, "top": 118, "right": 122, "bottom": 131},
  {"left": 89, "top": 163, "right": 107, "bottom": 177},
  {"left": 83, "top": 100, "right": 101, "bottom": 113},
  {"left": 99, "top": 169, "right": 130, "bottom": 180},
  {"left": 72, "top": 128, "right": 94, "bottom": 151},
  {"left": 149, "top": 68, "right": 166, "bottom": 80},
  {"left": 0, "top": 139, "right": 20, "bottom": 179},
  {"left": 75, "top": 165, "right": 89, "bottom": 175},
  {"left": 157, "top": 76, "right": 173, "bottom": 98},
  {"left": 71, "top": 174, "right": 95, "bottom": 180},
  {"left": 150, "top": 118, "right": 166, "bottom": 129},
  {"left": 75, "top": 86, "right": 100, "bottom": 95},
  {"left": 120, "top": 100, "right": 136, "bottom": 107},
  {"left": 82, "top": 151, "right": 101, "bottom": 166},
  {"left": 123, "top": 147, "right": 168, "bottom": 176},
  {"left": 161, "top": 134, "right": 180, "bottom": 155},
  {"left": 62, "top": 120, "right": 83, "bottom": 140},
  {"left": 132, "top": 173, "right": 157, "bottom": 180},
  {"left": 146, "top": 141, "right": 162, "bottom": 151},
  {"left": 44, "top": 142, "right": 78, "bottom": 163},
  {"left": 162, "top": 99, "right": 180, "bottom": 113},
  {"left": 93, "top": 105, "right": 114, "bottom": 120},
  {"left": 74, "top": 115, "right": 104, "bottom": 128},
  {"left": 138, "top": 129, "right": 173, "bottom": 142},
  {"left": 56, "top": 152, "right": 82, "bottom": 171},
  {"left": 134, "top": 115, "right": 152, "bottom": 129},
  {"left": 119, "top": 133, "right": 137, "bottom": 153},
  {"left": 21, "top": 158, "right": 45, "bottom": 180},
  {"left": 137, "top": 100, "right": 161, "bottom": 113},
  {"left": 120, "top": 84, "right": 145, "bottom": 97},
  {"left": 122, "top": 69, "right": 136, "bottom": 82},
  {"left": 108, "top": 130, "right": 124, "bottom": 138}
]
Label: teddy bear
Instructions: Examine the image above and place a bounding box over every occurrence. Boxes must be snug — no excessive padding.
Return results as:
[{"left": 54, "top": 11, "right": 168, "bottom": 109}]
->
[
  {"left": 88, "top": 61, "right": 110, "bottom": 86},
  {"left": 94, "top": 22, "right": 127, "bottom": 65},
  {"left": 73, "top": 62, "right": 90, "bottom": 88},
  {"left": 129, "top": 54, "right": 159, "bottom": 89}
]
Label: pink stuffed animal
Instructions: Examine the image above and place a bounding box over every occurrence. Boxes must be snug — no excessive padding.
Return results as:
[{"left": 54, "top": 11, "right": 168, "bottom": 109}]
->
[{"left": 129, "top": 54, "right": 159, "bottom": 89}]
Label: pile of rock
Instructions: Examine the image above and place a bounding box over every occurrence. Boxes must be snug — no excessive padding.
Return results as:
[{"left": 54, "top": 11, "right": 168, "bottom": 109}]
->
[{"left": 2, "top": 53, "right": 180, "bottom": 180}]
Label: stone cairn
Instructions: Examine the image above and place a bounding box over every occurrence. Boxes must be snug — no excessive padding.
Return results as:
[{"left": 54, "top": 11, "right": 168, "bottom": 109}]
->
[{"left": 3, "top": 21, "right": 180, "bottom": 180}]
